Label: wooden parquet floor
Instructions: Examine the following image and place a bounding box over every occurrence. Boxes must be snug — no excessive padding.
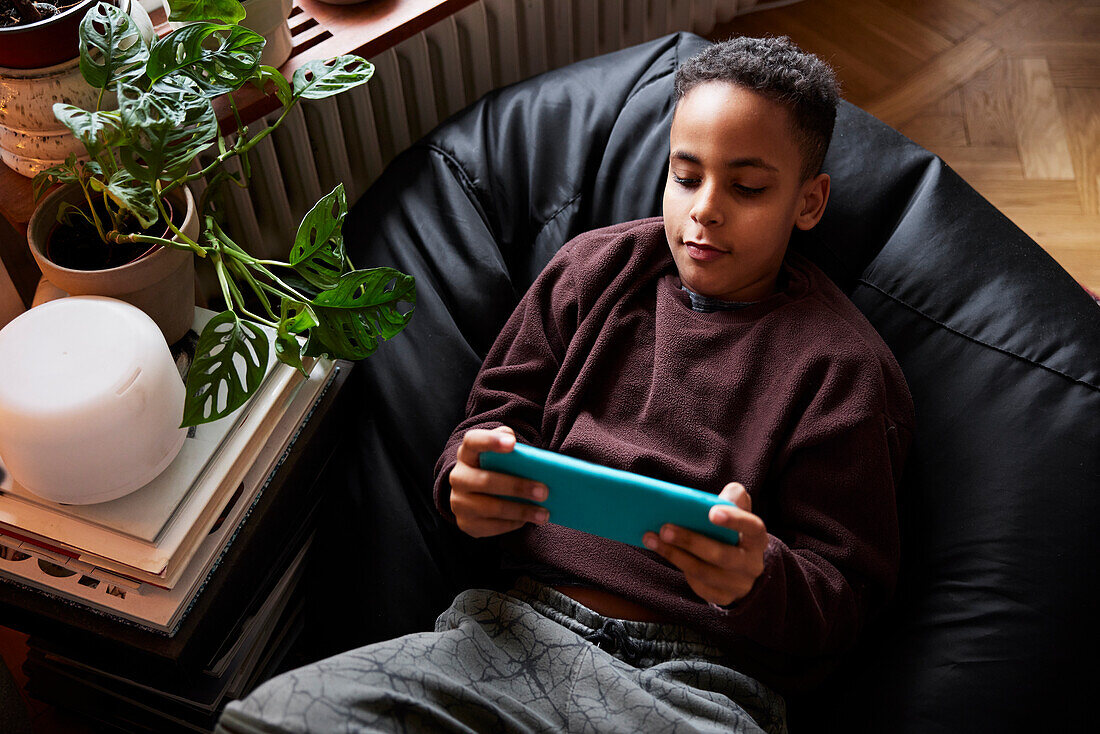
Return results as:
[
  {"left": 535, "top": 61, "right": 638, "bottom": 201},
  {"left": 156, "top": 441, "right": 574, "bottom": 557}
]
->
[{"left": 713, "top": 0, "right": 1100, "bottom": 292}]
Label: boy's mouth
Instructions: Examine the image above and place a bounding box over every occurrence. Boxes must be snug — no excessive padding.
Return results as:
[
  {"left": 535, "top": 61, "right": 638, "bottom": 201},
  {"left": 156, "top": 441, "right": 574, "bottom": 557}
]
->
[{"left": 684, "top": 240, "right": 727, "bottom": 262}]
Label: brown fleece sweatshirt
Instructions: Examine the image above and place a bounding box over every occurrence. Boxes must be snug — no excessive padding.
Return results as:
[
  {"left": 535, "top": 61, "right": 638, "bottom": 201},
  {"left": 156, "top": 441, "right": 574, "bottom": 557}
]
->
[{"left": 433, "top": 217, "right": 914, "bottom": 692}]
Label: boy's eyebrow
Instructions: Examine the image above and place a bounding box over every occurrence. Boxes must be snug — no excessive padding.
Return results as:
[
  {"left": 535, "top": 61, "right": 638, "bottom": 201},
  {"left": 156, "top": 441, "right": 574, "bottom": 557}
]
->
[{"left": 670, "top": 151, "right": 779, "bottom": 173}]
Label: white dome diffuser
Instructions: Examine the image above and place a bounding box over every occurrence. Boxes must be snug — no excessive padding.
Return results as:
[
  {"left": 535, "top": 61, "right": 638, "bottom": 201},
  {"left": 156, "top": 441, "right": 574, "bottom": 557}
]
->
[{"left": 0, "top": 296, "right": 187, "bottom": 504}]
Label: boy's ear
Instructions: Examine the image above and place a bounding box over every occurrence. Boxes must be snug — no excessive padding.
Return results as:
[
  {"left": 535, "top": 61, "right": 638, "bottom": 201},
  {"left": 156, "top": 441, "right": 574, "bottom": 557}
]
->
[{"left": 794, "top": 173, "right": 830, "bottom": 231}]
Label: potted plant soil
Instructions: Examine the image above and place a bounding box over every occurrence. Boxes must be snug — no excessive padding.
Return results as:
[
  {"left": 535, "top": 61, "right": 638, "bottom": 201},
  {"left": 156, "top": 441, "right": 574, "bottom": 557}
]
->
[
  {"left": 30, "top": 0, "right": 415, "bottom": 427},
  {"left": 0, "top": 0, "right": 100, "bottom": 69},
  {"left": 0, "top": 0, "right": 154, "bottom": 176}
]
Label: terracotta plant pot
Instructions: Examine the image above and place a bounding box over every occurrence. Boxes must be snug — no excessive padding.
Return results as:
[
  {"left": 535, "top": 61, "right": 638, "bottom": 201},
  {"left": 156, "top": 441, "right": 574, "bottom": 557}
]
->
[
  {"left": 27, "top": 184, "right": 199, "bottom": 345},
  {"left": 0, "top": 0, "right": 155, "bottom": 177}
]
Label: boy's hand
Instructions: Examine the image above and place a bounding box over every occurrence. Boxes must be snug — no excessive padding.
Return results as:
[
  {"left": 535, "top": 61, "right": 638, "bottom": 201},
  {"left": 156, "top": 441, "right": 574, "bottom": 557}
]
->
[
  {"left": 642, "top": 482, "right": 768, "bottom": 607},
  {"left": 449, "top": 427, "right": 551, "bottom": 538}
]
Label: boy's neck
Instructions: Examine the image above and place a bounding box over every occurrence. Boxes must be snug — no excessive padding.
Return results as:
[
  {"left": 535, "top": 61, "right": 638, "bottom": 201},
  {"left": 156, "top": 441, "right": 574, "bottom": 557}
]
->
[
  {"left": 680, "top": 286, "right": 758, "bottom": 313},
  {"left": 679, "top": 269, "right": 788, "bottom": 310}
]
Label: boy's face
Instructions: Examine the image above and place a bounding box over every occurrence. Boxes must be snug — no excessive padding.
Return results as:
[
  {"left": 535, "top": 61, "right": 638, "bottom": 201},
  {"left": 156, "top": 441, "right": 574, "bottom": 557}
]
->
[{"left": 663, "top": 82, "right": 830, "bottom": 302}]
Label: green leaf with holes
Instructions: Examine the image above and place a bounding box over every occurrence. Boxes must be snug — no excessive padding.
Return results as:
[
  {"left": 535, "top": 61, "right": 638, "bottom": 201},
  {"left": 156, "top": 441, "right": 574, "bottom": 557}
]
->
[
  {"left": 117, "top": 82, "right": 218, "bottom": 183},
  {"left": 292, "top": 56, "right": 374, "bottom": 100},
  {"left": 252, "top": 65, "right": 294, "bottom": 108},
  {"left": 274, "top": 299, "right": 317, "bottom": 374},
  {"left": 289, "top": 184, "right": 347, "bottom": 290},
  {"left": 302, "top": 268, "right": 415, "bottom": 360},
  {"left": 147, "top": 22, "right": 265, "bottom": 97},
  {"left": 53, "top": 104, "right": 124, "bottom": 159},
  {"left": 183, "top": 310, "right": 270, "bottom": 427},
  {"left": 33, "top": 160, "right": 80, "bottom": 202},
  {"left": 281, "top": 298, "right": 320, "bottom": 334},
  {"left": 78, "top": 2, "right": 149, "bottom": 90},
  {"left": 168, "top": 0, "right": 246, "bottom": 24},
  {"left": 148, "top": 70, "right": 206, "bottom": 97},
  {"left": 99, "top": 169, "right": 158, "bottom": 229}
]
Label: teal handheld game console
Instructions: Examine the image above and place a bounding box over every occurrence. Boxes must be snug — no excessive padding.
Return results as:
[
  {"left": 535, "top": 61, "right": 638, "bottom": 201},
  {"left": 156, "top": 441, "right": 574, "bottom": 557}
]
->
[{"left": 480, "top": 443, "right": 740, "bottom": 549}]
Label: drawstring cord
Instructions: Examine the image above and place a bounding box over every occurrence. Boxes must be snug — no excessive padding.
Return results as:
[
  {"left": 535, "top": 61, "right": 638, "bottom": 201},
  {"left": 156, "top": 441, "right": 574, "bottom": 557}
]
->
[{"left": 583, "top": 619, "right": 642, "bottom": 664}]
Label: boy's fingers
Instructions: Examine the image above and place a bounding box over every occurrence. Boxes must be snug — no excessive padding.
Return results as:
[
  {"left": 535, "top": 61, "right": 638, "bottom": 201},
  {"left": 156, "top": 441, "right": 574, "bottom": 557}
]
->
[
  {"left": 656, "top": 525, "right": 740, "bottom": 569},
  {"left": 450, "top": 462, "right": 547, "bottom": 501},
  {"left": 452, "top": 490, "right": 549, "bottom": 525},
  {"left": 645, "top": 533, "right": 713, "bottom": 579},
  {"left": 644, "top": 533, "right": 754, "bottom": 604}
]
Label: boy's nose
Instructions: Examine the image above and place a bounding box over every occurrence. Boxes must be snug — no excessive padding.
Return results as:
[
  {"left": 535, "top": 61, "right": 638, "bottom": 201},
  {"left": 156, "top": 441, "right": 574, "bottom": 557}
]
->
[{"left": 690, "top": 188, "right": 723, "bottom": 227}]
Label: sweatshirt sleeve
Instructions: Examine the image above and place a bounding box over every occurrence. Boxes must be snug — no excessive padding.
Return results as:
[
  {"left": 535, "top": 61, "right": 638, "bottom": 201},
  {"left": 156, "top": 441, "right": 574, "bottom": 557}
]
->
[
  {"left": 719, "top": 356, "right": 912, "bottom": 659},
  {"left": 432, "top": 245, "right": 580, "bottom": 522}
]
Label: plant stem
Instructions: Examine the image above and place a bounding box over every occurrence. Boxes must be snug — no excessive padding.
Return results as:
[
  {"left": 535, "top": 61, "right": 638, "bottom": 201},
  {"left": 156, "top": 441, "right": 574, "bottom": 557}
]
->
[
  {"left": 228, "top": 96, "right": 253, "bottom": 188},
  {"left": 229, "top": 96, "right": 248, "bottom": 139},
  {"left": 155, "top": 193, "right": 203, "bottom": 253},
  {"left": 217, "top": 251, "right": 277, "bottom": 327},
  {"left": 78, "top": 179, "right": 110, "bottom": 245},
  {"left": 253, "top": 278, "right": 293, "bottom": 302},
  {"left": 207, "top": 218, "right": 310, "bottom": 304},
  {"left": 111, "top": 231, "right": 206, "bottom": 256},
  {"left": 228, "top": 258, "right": 279, "bottom": 321},
  {"left": 101, "top": 192, "right": 123, "bottom": 234},
  {"left": 213, "top": 252, "right": 234, "bottom": 311},
  {"left": 209, "top": 220, "right": 259, "bottom": 264},
  {"left": 249, "top": 261, "right": 310, "bottom": 303},
  {"left": 162, "top": 103, "right": 296, "bottom": 198}
]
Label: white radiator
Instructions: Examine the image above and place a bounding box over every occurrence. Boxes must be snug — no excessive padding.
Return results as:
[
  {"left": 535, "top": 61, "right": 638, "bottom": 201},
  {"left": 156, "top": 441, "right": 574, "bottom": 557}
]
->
[{"left": 212, "top": 0, "right": 768, "bottom": 267}]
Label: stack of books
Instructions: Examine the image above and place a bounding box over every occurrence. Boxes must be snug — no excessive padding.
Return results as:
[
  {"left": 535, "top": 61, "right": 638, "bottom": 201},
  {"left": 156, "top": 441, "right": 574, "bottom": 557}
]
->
[{"left": 0, "top": 307, "right": 346, "bottom": 731}]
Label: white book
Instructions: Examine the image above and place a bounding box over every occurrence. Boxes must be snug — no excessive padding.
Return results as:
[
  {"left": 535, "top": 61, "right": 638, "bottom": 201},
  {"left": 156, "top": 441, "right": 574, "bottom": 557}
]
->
[
  {"left": 0, "top": 359, "right": 337, "bottom": 633},
  {"left": 0, "top": 307, "right": 311, "bottom": 586}
]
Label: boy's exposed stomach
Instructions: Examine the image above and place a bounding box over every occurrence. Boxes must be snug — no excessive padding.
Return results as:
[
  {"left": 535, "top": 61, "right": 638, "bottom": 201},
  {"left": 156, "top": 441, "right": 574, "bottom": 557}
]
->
[{"left": 555, "top": 585, "right": 670, "bottom": 623}]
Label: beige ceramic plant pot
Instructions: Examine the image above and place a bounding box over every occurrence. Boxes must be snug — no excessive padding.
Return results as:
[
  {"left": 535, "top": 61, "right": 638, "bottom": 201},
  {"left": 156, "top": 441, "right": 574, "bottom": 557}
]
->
[
  {"left": 27, "top": 184, "right": 199, "bottom": 345},
  {"left": 0, "top": 0, "right": 155, "bottom": 177},
  {"left": 244, "top": 0, "right": 294, "bottom": 68},
  {"left": 169, "top": 0, "right": 294, "bottom": 68}
]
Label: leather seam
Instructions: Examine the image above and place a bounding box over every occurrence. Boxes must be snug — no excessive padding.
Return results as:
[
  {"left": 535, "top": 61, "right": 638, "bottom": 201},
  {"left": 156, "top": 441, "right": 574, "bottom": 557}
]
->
[
  {"left": 419, "top": 141, "right": 496, "bottom": 239},
  {"left": 534, "top": 191, "right": 584, "bottom": 242},
  {"left": 854, "top": 279, "right": 1099, "bottom": 393},
  {"left": 623, "top": 47, "right": 680, "bottom": 107}
]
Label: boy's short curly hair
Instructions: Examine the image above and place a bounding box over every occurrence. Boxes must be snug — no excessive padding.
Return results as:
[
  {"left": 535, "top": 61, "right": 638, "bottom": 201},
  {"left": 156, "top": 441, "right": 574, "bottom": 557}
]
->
[{"left": 674, "top": 36, "right": 840, "bottom": 180}]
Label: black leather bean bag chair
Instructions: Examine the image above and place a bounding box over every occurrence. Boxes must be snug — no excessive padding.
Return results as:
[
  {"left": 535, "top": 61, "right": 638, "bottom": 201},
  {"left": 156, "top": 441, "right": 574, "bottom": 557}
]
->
[{"left": 301, "top": 32, "right": 1098, "bottom": 733}]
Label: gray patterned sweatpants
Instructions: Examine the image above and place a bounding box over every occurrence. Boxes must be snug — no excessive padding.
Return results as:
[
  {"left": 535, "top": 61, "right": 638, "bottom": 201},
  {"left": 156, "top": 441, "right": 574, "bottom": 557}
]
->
[{"left": 217, "top": 578, "right": 787, "bottom": 733}]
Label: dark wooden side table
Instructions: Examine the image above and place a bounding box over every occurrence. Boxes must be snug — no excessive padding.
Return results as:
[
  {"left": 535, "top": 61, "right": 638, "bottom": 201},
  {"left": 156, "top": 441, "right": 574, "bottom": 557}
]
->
[{"left": 0, "top": 360, "right": 353, "bottom": 732}]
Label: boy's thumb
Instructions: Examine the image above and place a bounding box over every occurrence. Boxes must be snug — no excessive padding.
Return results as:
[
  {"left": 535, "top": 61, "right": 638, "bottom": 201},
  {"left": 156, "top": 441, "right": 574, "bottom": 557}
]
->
[{"left": 720, "top": 482, "right": 751, "bottom": 512}]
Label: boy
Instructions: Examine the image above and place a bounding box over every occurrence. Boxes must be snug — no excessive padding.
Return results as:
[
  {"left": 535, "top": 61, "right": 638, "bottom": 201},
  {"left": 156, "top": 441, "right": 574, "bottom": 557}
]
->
[{"left": 219, "top": 36, "right": 913, "bottom": 734}]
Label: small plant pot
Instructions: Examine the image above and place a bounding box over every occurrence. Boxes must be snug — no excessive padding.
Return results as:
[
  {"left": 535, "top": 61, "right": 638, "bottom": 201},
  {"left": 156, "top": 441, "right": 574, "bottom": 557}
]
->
[
  {"left": 0, "top": 0, "right": 99, "bottom": 70},
  {"left": 27, "top": 184, "right": 199, "bottom": 345},
  {"left": 170, "top": 0, "right": 294, "bottom": 68},
  {"left": 0, "top": 0, "right": 155, "bottom": 177},
  {"left": 244, "top": 0, "right": 294, "bottom": 68}
]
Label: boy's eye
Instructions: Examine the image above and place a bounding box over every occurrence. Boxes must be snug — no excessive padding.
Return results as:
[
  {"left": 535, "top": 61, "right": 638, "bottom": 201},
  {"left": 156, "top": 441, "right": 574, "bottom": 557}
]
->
[{"left": 734, "top": 184, "right": 766, "bottom": 196}]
